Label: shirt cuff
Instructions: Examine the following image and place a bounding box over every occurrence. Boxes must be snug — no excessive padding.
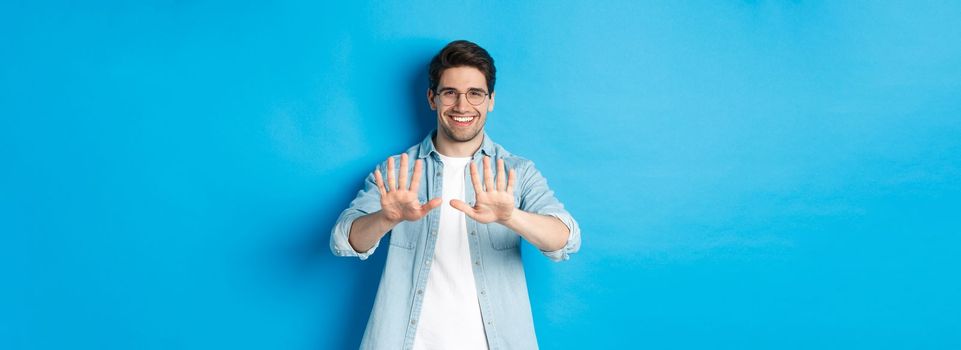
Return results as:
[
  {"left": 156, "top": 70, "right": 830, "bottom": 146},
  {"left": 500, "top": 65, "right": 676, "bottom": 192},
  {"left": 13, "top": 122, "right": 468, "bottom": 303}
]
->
[
  {"left": 330, "top": 212, "right": 380, "bottom": 260},
  {"left": 539, "top": 212, "right": 580, "bottom": 262}
]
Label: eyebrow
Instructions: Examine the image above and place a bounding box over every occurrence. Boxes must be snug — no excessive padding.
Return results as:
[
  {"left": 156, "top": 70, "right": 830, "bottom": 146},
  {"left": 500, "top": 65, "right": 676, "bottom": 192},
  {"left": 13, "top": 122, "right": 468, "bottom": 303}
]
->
[{"left": 438, "top": 86, "right": 488, "bottom": 93}]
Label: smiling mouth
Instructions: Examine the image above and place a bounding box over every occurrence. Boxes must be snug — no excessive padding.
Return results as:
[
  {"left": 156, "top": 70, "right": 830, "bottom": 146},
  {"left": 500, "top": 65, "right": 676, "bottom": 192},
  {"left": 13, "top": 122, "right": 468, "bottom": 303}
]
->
[{"left": 448, "top": 114, "right": 476, "bottom": 126}]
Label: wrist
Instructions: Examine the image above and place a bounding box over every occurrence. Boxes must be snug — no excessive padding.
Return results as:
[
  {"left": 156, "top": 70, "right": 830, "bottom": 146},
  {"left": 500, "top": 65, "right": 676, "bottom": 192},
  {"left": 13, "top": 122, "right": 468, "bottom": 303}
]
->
[
  {"left": 498, "top": 208, "right": 521, "bottom": 227},
  {"left": 378, "top": 210, "right": 402, "bottom": 227}
]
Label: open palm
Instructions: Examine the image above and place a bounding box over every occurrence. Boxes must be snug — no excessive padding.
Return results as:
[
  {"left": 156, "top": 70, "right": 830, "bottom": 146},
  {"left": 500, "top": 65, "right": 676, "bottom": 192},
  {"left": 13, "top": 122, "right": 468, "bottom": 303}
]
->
[
  {"left": 374, "top": 153, "right": 442, "bottom": 224},
  {"left": 450, "top": 156, "right": 517, "bottom": 224}
]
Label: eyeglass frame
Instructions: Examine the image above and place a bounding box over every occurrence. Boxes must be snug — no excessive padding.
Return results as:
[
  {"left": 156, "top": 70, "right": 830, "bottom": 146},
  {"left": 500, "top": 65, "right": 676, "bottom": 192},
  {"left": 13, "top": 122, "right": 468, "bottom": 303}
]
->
[{"left": 432, "top": 87, "right": 491, "bottom": 106}]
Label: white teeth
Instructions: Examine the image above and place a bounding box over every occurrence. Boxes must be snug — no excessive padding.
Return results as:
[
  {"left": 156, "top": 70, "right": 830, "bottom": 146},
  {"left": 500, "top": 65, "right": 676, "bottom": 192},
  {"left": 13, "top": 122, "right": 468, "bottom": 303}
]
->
[{"left": 452, "top": 116, "right": 474, "bottom": 123}]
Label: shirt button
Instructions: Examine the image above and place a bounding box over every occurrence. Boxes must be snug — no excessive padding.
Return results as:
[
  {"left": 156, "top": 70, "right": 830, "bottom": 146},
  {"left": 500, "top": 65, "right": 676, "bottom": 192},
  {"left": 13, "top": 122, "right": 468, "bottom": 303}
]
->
[
  {"left": 411, "top": 319, "right": 417, "bottom": 325},
  {"left": 470, "top": 231, "right": 476, "bottom": 236},
  {"left": 474, "top": 260, "right": 480, "bottom": 265},
  {"left": 480, "top": 290, "right": 486, "bottom": 295},
  {"left": 417, "top": 289, "right": 423, "bottom": 295}
]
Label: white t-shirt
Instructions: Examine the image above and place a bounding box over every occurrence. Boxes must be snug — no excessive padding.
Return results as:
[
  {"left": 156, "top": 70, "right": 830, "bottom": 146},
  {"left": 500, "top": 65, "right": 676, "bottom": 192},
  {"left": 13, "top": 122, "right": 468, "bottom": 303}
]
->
[{"left": 412, "top": 154, "right": 489, "bottom": 350}]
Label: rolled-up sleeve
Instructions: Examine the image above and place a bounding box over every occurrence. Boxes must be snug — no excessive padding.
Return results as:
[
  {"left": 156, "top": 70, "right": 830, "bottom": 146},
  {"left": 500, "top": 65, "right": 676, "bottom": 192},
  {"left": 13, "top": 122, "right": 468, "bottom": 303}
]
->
[
  {"left": 330, "top": 168, "right": 384, "bottom": 260},
  {"left": 518, "top": 161, "right": 581, "bottom": 262}
]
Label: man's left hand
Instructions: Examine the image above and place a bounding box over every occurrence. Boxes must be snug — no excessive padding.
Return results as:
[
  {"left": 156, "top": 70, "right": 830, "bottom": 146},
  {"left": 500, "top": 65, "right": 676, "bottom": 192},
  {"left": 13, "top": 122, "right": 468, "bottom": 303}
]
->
[{"left": 450, "top": 156, "right": 517, "bottom": 224}]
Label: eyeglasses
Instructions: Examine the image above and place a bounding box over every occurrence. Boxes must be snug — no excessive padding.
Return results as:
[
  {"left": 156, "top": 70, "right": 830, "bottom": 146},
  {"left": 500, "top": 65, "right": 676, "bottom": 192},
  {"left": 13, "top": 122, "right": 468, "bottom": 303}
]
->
[{"left": 434, "top": 88, "right": 489, "bottom": 106}]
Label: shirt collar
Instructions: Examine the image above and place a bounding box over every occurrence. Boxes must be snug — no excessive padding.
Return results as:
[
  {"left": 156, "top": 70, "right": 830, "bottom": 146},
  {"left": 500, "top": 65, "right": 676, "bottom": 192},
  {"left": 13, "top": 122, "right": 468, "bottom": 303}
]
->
[{"left": 417, "top": 129, "right": 495, "bottom": 159}]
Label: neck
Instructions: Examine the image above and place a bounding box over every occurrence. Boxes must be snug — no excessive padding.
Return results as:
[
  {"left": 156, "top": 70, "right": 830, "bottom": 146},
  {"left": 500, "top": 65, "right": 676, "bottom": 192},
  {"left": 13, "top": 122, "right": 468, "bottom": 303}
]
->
[{"left": 434, "top": 129, "right": 484, "bottom": 158}]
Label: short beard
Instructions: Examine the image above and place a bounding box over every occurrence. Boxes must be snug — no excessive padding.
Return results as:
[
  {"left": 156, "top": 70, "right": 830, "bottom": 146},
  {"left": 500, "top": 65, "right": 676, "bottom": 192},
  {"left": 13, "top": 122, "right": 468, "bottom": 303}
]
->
[{"left": 440, "top": 118, "right": 484, "bottom": 142}]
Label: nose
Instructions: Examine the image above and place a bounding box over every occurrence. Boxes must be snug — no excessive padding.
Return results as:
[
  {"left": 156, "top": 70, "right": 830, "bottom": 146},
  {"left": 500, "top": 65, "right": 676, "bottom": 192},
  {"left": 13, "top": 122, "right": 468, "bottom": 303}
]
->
[{"left": 454, "top": 92, "right": 471, "bottom": 110}]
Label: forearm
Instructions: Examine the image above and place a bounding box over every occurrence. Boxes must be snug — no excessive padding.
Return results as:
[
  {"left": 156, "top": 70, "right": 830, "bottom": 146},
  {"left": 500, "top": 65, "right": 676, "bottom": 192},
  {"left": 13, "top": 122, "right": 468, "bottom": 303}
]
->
[
  {"left": 501, "top": 208, "right": 570, "bottom": 252},
  {"left": 348, "top": 211, "right": 399, "bottom": 253}
]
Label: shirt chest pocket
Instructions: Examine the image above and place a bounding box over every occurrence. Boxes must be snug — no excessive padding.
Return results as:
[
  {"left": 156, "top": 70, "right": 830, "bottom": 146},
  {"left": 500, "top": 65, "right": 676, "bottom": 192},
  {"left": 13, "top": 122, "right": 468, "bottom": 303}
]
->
[
  {"left": 485, "top": 223, "right": 520, "bottom": 250},
  {"left": 388, "top": 220, "right": 421, "bottom": 249}
]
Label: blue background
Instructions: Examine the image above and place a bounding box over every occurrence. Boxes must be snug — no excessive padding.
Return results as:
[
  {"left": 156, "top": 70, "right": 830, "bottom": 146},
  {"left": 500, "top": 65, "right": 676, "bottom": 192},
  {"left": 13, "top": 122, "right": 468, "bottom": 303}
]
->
[{"left": 2, "top": 1, "right": 960, "bottom": 349}]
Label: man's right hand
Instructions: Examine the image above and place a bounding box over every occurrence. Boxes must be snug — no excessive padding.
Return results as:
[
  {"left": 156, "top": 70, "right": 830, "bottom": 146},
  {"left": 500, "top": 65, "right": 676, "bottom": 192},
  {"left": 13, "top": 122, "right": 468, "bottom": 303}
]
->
[{"left": 374, "top": 153, "right": 442, "bottom": 224}]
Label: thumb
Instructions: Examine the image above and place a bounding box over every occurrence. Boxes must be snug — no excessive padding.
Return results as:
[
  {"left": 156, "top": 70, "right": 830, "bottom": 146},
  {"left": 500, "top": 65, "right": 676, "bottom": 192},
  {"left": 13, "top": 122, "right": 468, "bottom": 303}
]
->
[
  {"left": 418, "top": 197, "right": 443, "bottom": 216},
  {"left": 423, "top": 197, "right": 443, "bottom": 211},
  {"left": 449, "top": 199, "right": 478, "bottom": 218}
]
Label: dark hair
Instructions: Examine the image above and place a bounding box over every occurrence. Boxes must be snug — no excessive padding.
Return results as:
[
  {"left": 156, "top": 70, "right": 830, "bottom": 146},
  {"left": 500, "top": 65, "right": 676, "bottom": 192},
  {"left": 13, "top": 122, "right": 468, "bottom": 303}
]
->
[{"left": 428, "top": 40, "right": 496, "bottom": 93}]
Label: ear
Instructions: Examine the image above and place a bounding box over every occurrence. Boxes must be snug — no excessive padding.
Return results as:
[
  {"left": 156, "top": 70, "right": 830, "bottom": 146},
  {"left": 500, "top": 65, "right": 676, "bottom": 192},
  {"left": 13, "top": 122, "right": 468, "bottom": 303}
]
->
[
  {"left": 487, "top": 91, "right": 495, "bottom": 112},
  {"left": 427, "top": 89, "right": 437, "bottom": 111}
]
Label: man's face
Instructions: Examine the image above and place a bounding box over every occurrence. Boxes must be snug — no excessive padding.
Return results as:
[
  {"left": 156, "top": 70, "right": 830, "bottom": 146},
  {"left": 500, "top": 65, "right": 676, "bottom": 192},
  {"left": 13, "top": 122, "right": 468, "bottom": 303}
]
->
[{"left": 428, "top": 66, "right": 495, "bottom": 143}]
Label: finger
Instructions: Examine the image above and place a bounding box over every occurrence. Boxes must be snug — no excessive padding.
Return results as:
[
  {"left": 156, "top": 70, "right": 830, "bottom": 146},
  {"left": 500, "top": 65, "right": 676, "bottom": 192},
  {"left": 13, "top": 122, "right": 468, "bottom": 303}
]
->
[
  {"left": 387, "top": 156, "right": 396, "bottom": 190},
  {"left": 398, "top": 153, "right": 409, "bottom": 191},
  {"left": 374, "top": 166, "right": 387, "bottom": 195},
  {"left": 420, "top": 197, "right": 443, "bottom": 215},
  {"left": 496, "top": 158, "right": 506, "bottom": 192},
  {"left": 483, "top": 156, "right": 494, "bottom": 192},
  {"left": 450, "top": 199, "right": 479, "bottom": 220},
  {"left": 507, "top": 169, "right": 517, "bottom": 194},
  {"left": 410, "top": 159, "right": 423, "bottom": 192},
  {"left": 469, "top": 161, "right": 484, "bottom": 194}
]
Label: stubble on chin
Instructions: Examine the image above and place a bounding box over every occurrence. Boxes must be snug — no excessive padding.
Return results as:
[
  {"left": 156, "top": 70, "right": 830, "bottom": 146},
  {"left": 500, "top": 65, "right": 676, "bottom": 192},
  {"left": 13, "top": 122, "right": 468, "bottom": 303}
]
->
[{"left": 441, "top": 122, "right": 483, "bottom": 142}]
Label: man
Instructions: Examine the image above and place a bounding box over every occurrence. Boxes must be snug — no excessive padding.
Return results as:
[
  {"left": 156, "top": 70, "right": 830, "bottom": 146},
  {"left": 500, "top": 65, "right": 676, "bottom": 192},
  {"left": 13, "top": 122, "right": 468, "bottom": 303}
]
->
[{"left": 330, "top": 40, "right": 581, "bottom": 350}]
